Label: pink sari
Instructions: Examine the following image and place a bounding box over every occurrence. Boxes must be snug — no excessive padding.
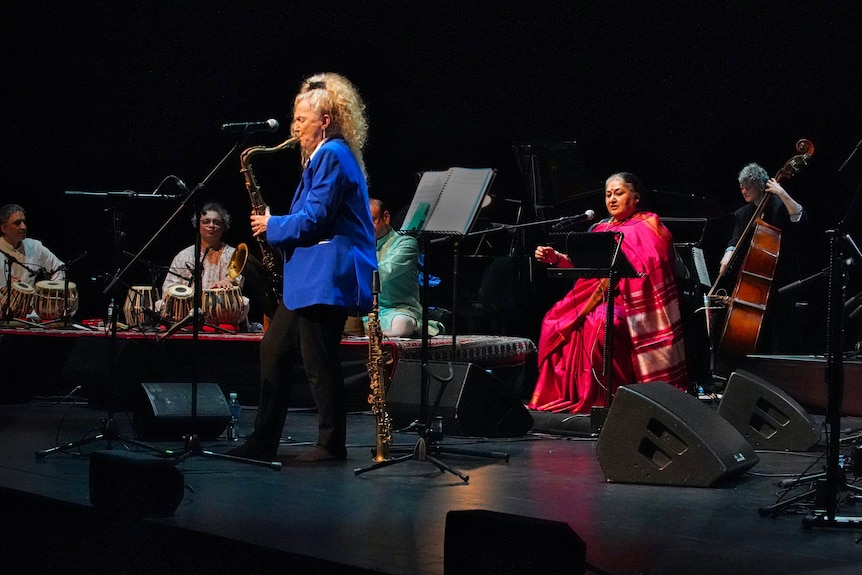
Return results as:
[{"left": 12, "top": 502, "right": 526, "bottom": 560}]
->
[{"left": 528, "top": 212, "right": 688, "bottom": 413}]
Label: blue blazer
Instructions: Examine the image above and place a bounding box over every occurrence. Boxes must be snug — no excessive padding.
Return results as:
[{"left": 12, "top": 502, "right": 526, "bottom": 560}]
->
[{"left": 265, "top": 137, "right": 377, "bottom": 314}]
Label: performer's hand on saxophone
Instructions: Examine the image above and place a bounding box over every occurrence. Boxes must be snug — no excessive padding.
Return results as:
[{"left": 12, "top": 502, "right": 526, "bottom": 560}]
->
[{"left": 250, "top": 207, "right": 271, "bottom": 237}]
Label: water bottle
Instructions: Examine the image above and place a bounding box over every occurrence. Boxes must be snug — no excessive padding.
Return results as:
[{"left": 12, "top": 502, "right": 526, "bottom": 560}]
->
[
  {"left": 227, "top": 392, "right": 241, "bottom": 441},
  {"left": 105, "top": 298, "right": 115, "bottom": 332}
]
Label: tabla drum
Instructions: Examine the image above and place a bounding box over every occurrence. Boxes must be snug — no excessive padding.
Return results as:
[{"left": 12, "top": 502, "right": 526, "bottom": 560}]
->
[
  {"left": 34, "top": 280, "right": 79, "bottom": 321},
  {"left": 124, "top": 285, "right": 158, "bottom": 327},
  {"left": 2, "top": 281, "right": 35, "bottom": 318},
  {"left": 202, "top": 286, "right": 244, "bottom": 325},
  {"left": 162, "top": 284, "right": 193, "bottom": 322}
]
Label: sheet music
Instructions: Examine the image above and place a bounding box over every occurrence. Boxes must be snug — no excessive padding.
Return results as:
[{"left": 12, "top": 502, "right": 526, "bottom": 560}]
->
[
  {"left": 691, "top": 246, "right": 711, "bottom": 286},
  {"left": 402, "top": 171, "right": 449, "bottom": 231},
  {"left": 402, "top": 167, "right": 494, "bottom": 234}
]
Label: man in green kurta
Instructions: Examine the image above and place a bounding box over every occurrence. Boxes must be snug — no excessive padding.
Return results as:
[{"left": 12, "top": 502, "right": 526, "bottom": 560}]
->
[{"left": 367, "top": 198, "right": 441, "bottom": 337}]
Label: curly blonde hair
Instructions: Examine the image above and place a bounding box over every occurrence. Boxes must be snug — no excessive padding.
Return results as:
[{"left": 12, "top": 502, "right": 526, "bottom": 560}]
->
[{"left": 295, "top": 72, "right": 369, "bottom": 175}]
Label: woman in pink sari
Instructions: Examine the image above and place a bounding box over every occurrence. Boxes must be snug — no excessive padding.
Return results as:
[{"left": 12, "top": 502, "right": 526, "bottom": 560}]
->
[{"left": 528, "top": 172, "right": 689, "bottom": 413}]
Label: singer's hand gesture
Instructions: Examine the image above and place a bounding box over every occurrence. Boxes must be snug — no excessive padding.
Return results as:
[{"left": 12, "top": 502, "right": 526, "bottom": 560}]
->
[
  {"left": 535, "top": 246, "right": 571, "bottom": 268},
  {"left": 250, "top": 207, "right": 271, "bottom": 237}
]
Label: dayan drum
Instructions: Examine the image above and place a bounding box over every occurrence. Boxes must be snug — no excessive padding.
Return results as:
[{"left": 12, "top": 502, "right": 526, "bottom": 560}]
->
[
  {"left": 3, "top": 281, "right": 35, "bottom": 318},
  {"left": 123, "top": 285, "right": 158, "bottom": 327},
  {"left": 202, "top": 286, "right": 244, "bottom": 325},
  {"left": 162, "top": 284, "right": 193, "bottom": 322},
  {"left": 34, "top": 280, "right": 78, "bottom": 321}
]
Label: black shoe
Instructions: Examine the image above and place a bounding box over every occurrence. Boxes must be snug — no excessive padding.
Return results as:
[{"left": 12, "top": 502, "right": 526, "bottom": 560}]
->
[
  {"left": 226, "top": 442, "right": 278, "bottom": 461},
  {"left": 295, "top": 445, "right": 346, "bottom": 462}
]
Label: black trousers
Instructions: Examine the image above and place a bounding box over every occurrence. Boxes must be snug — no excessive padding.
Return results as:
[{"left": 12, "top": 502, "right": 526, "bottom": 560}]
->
[{"left": 251, "top": 303, "right": 348, "bottom": 455}]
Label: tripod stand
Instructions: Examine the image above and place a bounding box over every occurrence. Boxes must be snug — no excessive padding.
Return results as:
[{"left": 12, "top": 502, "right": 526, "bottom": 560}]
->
[
  {"left": 36, "top": 199, "right": 174, "bottom": 459},
  {"left": 356, "top": 167, "right": 511, "bottom": 481},
  {"left": 131, "top": 146, "right": 279, "bottom": 470}
]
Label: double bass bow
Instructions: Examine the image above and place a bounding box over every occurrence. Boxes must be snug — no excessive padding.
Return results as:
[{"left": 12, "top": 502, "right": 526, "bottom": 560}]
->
[{"left": 707, "top": 138, "right": 815, "bottom": 360}]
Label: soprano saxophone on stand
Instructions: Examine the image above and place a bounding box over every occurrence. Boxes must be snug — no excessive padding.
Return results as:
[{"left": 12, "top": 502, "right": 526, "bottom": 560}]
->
[
  {"left": 367, "top": 270, "right": 393, "bottom": 461},
  {"left": 239, "top": 137, "right": 298, "bottom": 312}
]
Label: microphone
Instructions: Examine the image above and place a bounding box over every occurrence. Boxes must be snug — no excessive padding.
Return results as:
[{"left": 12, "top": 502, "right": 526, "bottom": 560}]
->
[
  {"left": 221, "top": 119, "right": 279, "bottom": 133},
  {"left": 551, "top": 210, "right": 596, "bottom": 232}
]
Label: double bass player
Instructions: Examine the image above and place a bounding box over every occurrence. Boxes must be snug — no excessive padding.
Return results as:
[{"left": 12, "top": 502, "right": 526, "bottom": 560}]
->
[{"left": 716, "top": 162, "right": 810, "bottom": 357}]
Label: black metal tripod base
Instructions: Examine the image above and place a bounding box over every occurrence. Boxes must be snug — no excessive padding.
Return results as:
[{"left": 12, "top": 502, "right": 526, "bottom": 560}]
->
[
  {"left": 166, "top": 434, "right": 282, "bottom": 471},
  {"left": 759, "top": 470, "right": 862, "bottom": 523},
  {"left": 42, "top": 316, "right": 92, "bottom": 331},
  {"left": 802, "top": 513, "right": 862, "bottom": 530},
  {"left": 354, "top": 436, "right": 470, "bottom": 482},
  {"left": 35, "top": 418, "right": 167, "bottom": 459},
  {"left": 0, "top": 317, "right": 44, "bottom": 329},
  {"left": 157, "top": 312, "right": 235, "bottom": 341}
]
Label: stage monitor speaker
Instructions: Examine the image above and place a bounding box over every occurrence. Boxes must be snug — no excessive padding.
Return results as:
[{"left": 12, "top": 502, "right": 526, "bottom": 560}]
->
[
  {"left": 717, "top": 369, "right": 820, "bottom": 451},
  {"left": 387, "top": 360, "right": 533, "bottom": 437},
  {"left": 595, "top": 382, "right": 759, "bottom": 487},
  {"left": 444, "top": 509, "right": 586, "bottom": 575},
  {"left": 132, "top": 382, "right": 230, "bottom": 441},
  {"left": 89, "top": 450, "right": 184, "bottom": 517}
]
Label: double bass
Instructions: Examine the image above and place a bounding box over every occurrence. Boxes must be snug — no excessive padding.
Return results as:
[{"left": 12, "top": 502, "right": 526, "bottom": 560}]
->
[{"left": 708, "top": 139, "right": 815, "bottom": 360}]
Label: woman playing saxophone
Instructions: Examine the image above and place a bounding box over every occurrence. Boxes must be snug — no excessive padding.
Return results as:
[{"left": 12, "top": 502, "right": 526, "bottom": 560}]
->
[{"left": 228, "top": 73, "right": 377, "bottom": 463}]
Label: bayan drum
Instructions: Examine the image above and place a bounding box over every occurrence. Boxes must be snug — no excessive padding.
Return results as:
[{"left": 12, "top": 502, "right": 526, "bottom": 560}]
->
[
  {"left": 4, "top": 281, "right": 35, "bottom": 318},
  {"left": 34, "top": 280, "right": 79, "bottom": 321},
  {"left": 202, "top": 286, "right": 244, "bottom": 325},
  {"left": 162, "top": 284, "right": 193, "bottom": 322},
  {"left": 124, "top": 286, "right": 158, "bottom": 327}
]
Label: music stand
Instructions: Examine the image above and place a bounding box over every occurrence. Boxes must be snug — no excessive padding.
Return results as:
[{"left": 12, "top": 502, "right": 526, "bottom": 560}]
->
[
  {"left": 355, "top": 167, "right": 499, "bottom": 482},
  {"left": 546, "top": 231, "right": 638, "bottom": 431}
]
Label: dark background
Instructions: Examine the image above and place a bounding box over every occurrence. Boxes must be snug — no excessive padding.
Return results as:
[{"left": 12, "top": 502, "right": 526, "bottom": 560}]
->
[{"left": 2, "top": 1, "right": 860, "bottom": 347}]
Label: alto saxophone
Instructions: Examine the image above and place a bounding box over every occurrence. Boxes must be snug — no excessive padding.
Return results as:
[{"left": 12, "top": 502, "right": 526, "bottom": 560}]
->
[
  {"left": 366, "top": 271, "right": 393, "bottom": 461},
  {"left": 239, "top": 137, "right": 298, "bottom": 312}
]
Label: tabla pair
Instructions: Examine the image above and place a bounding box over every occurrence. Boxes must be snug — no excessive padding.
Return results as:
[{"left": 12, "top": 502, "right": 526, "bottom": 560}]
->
[
  {"left": 1, "top": 280, "right": 78, "bottom": 321},
  {"left": 157, "top": 284, "right": 245, "bottom": 326}
]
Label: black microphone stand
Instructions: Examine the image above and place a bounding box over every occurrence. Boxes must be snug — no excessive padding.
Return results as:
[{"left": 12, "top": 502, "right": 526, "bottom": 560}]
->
[
  {"left": 136, "top": 144, "right": 279, "bottom": 470},
  {"left": 800, "top": 139, "right": 862, "bottom": 529},
  {"left": 43, "top": 251, "right": 90, "bottom": 331},
  {"left": 36, "top": 209, "right": 166, "bottom": 458}
]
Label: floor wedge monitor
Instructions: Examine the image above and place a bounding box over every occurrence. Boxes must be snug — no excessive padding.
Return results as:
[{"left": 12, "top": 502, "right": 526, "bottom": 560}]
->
[
  {"left": 444, "top": 509, "right": 586, "bottom": 575},
  {"left": 133, "top": 382, "right": 231, "bottom": 440},
  {"left": 388, "top": 360, "right": 533, "bottom": 437},
  {"left": 717, "top": 369, "right": 820, "bottom": 451},
  {"left": 596, "top": 382, "right": 759, "bottom": 487}
]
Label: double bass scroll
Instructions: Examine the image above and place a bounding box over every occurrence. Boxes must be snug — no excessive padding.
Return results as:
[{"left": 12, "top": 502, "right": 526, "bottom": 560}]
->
[{"left": 709, "top": 139, "right": 814, "bottom": 360}]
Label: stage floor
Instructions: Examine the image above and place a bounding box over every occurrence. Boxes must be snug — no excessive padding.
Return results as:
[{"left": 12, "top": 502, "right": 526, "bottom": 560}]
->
[{"left": 2, "top": 395, "right": 862, "bottom": 575}]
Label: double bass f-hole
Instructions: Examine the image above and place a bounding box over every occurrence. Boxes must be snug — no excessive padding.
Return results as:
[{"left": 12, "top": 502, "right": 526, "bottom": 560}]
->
[{"left": 709, "top": 138, "right": 814, "bottom": 360}]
